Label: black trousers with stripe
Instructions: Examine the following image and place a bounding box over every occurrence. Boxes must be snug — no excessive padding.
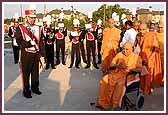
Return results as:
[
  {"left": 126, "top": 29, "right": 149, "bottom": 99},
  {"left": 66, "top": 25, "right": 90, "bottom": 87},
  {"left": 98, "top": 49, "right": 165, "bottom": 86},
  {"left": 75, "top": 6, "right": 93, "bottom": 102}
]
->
[
  {"left": 97, "top": 41, "right": 102, "bottom": 62},
  {"left": 86, "top": 40, "right": 97, "bottom": 66},
  {"left": 12, "top": 45, "right": 19, "bottom": 64},
  {"left": 45, "top": 44, "right": 54, "bottom": 66},
  {"left": 20, "top": 50, "right": 39, "bottom": 91},
  {"left": 79, "top": 41, "right": 87, "bottom": 63},
  {"left": 70, "top": 43, "right": 80, "bottom": 67},
  {"left": 56, "top": 39, "right": 65, "bottom": 63}
]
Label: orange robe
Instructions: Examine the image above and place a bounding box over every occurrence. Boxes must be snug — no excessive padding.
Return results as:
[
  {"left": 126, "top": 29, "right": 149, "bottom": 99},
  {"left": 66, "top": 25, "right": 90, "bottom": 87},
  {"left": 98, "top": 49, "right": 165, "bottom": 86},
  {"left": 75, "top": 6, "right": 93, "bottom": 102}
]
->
[
  {"left": 156, "top": 32, "right": 164, "bottom": 74},
  {"left": 140, "top": 32, "right": 162, "bottom": 95},
  {"left": 98, "top": 52, "right": 142, "bottom": 109},
  {"left": 101, "top": 27, "right": 121, "bottom": 74}
]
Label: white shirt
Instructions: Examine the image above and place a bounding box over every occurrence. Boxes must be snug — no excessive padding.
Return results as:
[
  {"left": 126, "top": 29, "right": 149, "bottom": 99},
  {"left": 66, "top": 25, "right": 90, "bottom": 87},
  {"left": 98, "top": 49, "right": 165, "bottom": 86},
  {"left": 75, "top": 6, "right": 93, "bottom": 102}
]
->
[{"left": 120, "top": 28, "right": 137, "bottom": 47}]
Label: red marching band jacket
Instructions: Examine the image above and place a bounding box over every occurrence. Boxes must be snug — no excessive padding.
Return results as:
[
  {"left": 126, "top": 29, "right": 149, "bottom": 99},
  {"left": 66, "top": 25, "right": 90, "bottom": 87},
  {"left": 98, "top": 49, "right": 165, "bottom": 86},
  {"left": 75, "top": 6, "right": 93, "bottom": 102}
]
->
[
  {"left": 55, "top": 31, "right": 64, "bottom": 40},
  {"left": 86, "top": 32, "right": 95, "bottom": 41},
  {"left": 46, "top": 33, "right": 54, "bottom": 45},
  {"left": 19, "top": 25, "right": 40, "bottom": 53},
  {"left": 71, "top": 31, "right": 81, "bottom": 44}
]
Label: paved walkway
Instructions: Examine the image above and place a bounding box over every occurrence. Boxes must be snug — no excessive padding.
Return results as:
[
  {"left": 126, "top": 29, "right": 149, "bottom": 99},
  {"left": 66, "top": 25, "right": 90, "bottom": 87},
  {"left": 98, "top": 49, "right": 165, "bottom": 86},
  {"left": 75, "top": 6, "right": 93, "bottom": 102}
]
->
[{"left": 3, "top": 48, "right": 165, "bottom": 112}]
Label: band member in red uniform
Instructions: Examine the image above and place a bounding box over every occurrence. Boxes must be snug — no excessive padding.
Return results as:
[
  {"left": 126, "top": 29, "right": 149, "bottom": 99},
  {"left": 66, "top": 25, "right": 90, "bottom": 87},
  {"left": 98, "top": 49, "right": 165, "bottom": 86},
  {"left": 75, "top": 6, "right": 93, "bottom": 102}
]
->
[
  {"left": 41, "top": 19, "right": 47, "bottom": 63},
  {"left": 69, "top": 19, "right": 81, "bottom": 68},
  {"left": 44, "top": 26, "right": 55, "bottom": 69},
  {"left": 42, "top": 16, "right": 55, "bottom": 69},
  {"left": 41, "top": 20, "right": 47, "bottom": 40},
  {"left": 55, "top": 13, "right": 67, "bottom": 65},
  {"left": 16, "top": 5, "right": 45, "bottom": 98},
  {"left": 84, "top": 21, "right": 99, "bottom": 69},
  {"left": 84, "top": 13, "right": 99, "bottom": 69},
  {"left": 78, "top": 27, "right": 87, "bottom": 64},
  {"left": 8, "top": 13, "right": 20, "bottom": 64},
  {"left": 96, "top": 19, "right": 103, "bottom": 64}
]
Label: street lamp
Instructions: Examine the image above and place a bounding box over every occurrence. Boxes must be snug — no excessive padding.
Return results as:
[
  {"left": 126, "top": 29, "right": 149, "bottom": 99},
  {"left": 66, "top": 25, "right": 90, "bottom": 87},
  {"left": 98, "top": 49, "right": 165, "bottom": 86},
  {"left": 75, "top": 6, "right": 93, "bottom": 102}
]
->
[
  {"left": 71, "top": 6, "right": 74, "bottom": 19},
  {"left": 20, "top": 4, "right": 22, "bottom": 22},
  {"left": 71, "top": 6, "right": 74, "bottom": 25}
]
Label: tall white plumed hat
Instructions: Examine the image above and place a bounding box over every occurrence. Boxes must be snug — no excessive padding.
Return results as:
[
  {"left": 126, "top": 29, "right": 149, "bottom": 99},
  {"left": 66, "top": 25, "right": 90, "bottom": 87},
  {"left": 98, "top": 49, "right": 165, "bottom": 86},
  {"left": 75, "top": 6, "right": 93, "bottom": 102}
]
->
[{"left": 25, "top": 4, "right": 36, "bottom": 17}]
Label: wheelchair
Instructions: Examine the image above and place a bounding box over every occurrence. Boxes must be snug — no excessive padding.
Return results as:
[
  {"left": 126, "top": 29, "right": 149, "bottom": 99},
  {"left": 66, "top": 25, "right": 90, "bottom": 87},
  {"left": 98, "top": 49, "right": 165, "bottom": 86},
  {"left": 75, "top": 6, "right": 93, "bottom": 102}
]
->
[
  {"left": 120, "top": 69, "right": 144, "bottom": 111},
  {"left": 108, "top": 66, "right": 144, "bottom": 111}
]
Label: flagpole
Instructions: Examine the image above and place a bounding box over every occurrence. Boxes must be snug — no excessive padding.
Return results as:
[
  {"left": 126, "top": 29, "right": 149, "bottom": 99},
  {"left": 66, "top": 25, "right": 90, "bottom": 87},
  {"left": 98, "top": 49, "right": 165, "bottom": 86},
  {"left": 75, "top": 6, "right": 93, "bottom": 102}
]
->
[
  {"left": 20, "top": 4, "right": 22, "bottom": 22},
  {"left": 44, "top": 4, "right": 46, "bottom": 16}
]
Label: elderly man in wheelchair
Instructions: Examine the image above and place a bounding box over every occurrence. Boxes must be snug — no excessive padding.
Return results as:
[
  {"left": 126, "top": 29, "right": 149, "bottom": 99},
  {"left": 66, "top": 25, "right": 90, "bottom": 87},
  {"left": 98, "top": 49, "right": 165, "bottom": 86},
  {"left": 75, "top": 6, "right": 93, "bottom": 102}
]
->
[{"left": 93, "top": 42, "right": 145, "bottom": 111}]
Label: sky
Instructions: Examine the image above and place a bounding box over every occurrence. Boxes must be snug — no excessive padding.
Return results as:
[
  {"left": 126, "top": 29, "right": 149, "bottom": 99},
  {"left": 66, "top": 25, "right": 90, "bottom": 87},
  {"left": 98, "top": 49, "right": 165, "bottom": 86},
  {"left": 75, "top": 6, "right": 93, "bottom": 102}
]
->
[{"left": 3, "top": 2, "right": 165, "bottom": 19}]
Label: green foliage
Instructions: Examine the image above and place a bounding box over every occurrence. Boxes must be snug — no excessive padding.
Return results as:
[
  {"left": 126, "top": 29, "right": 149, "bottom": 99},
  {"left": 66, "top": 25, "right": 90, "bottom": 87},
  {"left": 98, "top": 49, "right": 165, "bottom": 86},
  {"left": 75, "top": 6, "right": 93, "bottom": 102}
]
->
[
  {"left": 93, "top": 4, "right": 129, "bottom": 27},
  {"left": 78, "top": 19, "right": 86, "bottom": 29},
  {"left": 64, "top": 18, "right": 73, "bottom": 30},
  {"left": 63, "top": 18, "right": 86, "bottom": 31},
  {"left": 4, "top": 18, "right": 13, "bottom": 25},
  {"left": 146, "top": 20, "right": 152, "bottom": 29}
]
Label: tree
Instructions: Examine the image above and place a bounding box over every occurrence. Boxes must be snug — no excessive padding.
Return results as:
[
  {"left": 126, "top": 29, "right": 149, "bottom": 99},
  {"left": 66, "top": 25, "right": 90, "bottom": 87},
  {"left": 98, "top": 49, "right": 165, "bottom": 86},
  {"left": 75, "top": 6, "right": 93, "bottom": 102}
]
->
[
  {"left": 93, "top": 4, "right": 129, "bottom": 27},
  {"left": 146, "top": 20, "right": 152, "bottom": 29},
  {"left": 64, "top": 18, "right": 73, "bottom": 30},
  {"left": 4, "top": 18, "right": 13, "bottom": 25},
  {"left": 63, "top": 18, "right": 86, "bottom": 31}
]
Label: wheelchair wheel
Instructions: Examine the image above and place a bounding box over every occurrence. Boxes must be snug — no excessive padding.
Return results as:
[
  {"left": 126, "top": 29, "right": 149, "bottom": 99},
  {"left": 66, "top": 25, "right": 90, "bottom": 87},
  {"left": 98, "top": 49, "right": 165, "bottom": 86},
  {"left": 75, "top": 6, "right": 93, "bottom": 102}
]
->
[
  {"left": 135, "top": 93, "right": 144, "bottom": 111},
  {"left": 120, "top": 95, "right": 129, "bottom": 111}
]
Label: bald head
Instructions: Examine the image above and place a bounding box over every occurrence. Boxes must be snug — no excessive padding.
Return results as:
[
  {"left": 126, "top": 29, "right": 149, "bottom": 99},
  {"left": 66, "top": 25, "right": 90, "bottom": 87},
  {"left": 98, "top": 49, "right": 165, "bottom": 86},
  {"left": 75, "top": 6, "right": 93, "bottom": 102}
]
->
[
  {"left": 122, "top": 42, "right": 133, "bottom": 56},
  {"left": 158, "top": 22, "right": 164, "bottom": 33},
  {"left": 108, "top": 18, "right": 115, "bottom": 28},
  {"left": 159, "top": 22, "right": 164, "bottom": 27},
  {"left": 133, "top": 21, "right": 139, "bottom": 31},
  {"left": 139, "top": 23, "right": 147, "bottom": 35}
]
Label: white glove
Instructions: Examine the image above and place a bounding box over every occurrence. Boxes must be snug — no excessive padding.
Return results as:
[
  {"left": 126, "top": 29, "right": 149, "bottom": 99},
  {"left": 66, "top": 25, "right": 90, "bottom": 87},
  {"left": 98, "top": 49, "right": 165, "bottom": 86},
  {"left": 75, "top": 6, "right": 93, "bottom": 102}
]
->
[{"left": 30, "top": 40, "right": 36, "bottom": 46}]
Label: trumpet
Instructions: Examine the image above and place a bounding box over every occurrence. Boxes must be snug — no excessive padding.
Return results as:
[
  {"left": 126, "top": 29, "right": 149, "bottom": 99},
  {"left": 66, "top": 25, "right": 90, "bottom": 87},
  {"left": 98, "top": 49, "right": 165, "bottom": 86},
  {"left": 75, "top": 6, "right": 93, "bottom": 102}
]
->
[
  {"left": 59, "top": 27, "right": 64, "bottom": 32},
  {"left": 97, "top": 33, "right": 103, "bottom": 42}
]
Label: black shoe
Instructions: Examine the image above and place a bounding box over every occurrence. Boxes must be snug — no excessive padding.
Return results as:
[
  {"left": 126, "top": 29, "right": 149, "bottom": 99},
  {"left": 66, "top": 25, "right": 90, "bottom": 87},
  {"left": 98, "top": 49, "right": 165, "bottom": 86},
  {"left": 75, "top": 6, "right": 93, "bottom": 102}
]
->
[
  {"left": 23, "top": 93, "right": 32, "bottom": 98},
  {"left": 113, "top": 107, "right": 121, "bottom": 111},
  {"left": 75, "top": 66, "right": 80, "bottom": 69},
  {"left": 56, "top": 61, "right": 60, "bottom": 65},
  {"left": 68, "top": 65, "right": 73, "bottom": 68},
  {"left": 23, "top": 90, "right": 32, "bottom": 98},
  {"left": 14, "top": 61, "right": 18, "bottom": 64},
  {"left": 62, "top": 61, "right": 66, "bottom": 65},
  {"left": 52, "top": 66, "right": 56, "bottom": 69},
  {"left": 85, "top": 65, "right": 90, "bottom": 69},
  {"left": 45, "top": 65, "right": 49, "bottom": 70},
  {"left": 32, "top": 89, "right": 42, "bottom": 95},
  {"left": 96, "top": 105, "right": 105, "bottom": 110},
  {"left": 94, "top": 65, "right": 99, "bottom": 69},
  {"left": 97, "top": 60, "right": 101, "bottom": 64},
  {"left": 83, "top": 61, "right": 87, "bottom": 64}
]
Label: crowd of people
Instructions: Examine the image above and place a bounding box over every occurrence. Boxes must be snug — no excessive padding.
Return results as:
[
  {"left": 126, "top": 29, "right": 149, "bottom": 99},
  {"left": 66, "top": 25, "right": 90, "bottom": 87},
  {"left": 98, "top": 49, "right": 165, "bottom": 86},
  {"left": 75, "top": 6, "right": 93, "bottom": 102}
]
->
[{"left": 7, "top": 5, "right": 164, "bottom": 111}]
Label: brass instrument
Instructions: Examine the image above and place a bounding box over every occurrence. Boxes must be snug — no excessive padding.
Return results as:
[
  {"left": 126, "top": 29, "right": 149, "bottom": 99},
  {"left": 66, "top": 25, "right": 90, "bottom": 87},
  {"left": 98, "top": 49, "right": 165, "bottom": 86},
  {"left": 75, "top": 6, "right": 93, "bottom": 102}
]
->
[
  {"left": 49, "top": 32, "right": 54, "bottom": 39},
  {"left": 46, "top": 27, "right": 54, "bottom": 39},
  {"left": 59, "top": 27, "right": 64, "bottom": 33},
  {"left": 97, "top": 28, "right": 103, "bottom": 42}
]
